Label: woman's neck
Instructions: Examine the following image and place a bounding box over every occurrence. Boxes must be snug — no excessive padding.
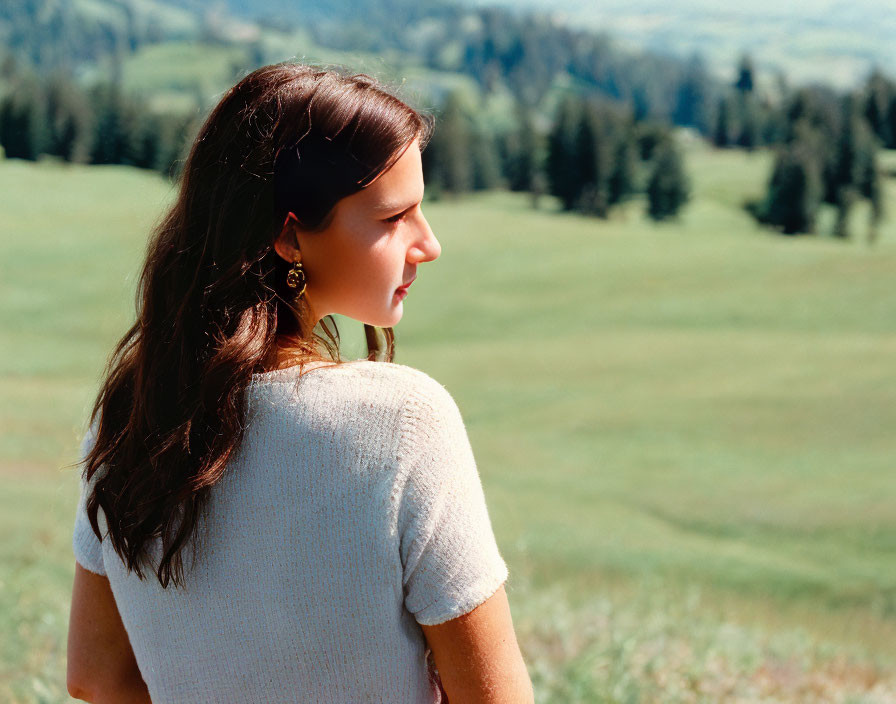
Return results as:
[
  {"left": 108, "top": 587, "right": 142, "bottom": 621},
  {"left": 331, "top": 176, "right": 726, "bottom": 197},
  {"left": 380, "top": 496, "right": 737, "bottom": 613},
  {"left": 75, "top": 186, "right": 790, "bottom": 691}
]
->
[{"left": 261, "top": 338, "right": 330, "bottom": 373}]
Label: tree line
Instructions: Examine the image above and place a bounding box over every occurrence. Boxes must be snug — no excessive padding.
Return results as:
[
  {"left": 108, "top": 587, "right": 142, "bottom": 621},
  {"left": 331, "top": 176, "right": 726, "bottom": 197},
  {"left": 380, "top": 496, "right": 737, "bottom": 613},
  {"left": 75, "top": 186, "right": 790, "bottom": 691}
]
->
[
  {"left": 735, "top": 64, "right": 894, "bottom": 240},
  {"left": 0, "top": 60, "right": 200, "bottom": 178},
  {"left": 416, "top": 90, "right": 690, "bottom": 222},
  {"left": 3, "top": 0, "right": 895, "bottom": 234},
  {"left": 0, "top": 53, "right": 690, "bottom": 222}
]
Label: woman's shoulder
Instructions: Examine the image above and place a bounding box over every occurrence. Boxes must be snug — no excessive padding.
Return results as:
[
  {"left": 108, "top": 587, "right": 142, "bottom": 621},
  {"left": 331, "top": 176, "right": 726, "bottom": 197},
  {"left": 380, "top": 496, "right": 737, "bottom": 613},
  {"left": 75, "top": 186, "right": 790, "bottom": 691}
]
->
[
  {"left": 250, "top": 358, "right": 458, "bottom": 410},
  {"left": 359, "top": 361, "right": 458, "bottom": 405}
]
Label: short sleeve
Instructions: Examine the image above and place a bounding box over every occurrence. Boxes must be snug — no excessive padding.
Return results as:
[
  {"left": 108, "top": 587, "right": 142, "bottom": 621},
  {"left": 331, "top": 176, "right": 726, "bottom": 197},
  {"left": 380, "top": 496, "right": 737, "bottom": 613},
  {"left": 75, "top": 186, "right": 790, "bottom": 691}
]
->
[
  {"left": 72, "top": 419, "right": 107, "bottom": 576},
  {"left": 396, "top": 377, "right": 509, "bottom": 626}
]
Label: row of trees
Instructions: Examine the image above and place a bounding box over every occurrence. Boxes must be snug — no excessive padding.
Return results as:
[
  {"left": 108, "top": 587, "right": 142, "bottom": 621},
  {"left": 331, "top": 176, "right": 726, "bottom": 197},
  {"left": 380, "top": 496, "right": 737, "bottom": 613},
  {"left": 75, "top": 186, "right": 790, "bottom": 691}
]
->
[
  {"left": 753, "top": 87, "right": 883, "bottom": 239},
  {"left": 3, "top": 0, "right": 726, "bottom": 133},
  {"left": 686, "top": 54, "right": 890, "bottom": 240},
  {"left": 544, "top": 97, "right": 688, "bottom": 220},
  {"left": 0, "top": 65, "right": 198, "bottom": 177},
  {"left": 421, "top": 92, "right": 689, "bottom": 221},
  {"left": 5, "top": 50, "right": 893, "bottom": 236},
  {"left": 1, "top": 54, "right": 690, "bottom": 223},
  {"left": 711, "top": 58, "right": 896, "bottom": 155}
]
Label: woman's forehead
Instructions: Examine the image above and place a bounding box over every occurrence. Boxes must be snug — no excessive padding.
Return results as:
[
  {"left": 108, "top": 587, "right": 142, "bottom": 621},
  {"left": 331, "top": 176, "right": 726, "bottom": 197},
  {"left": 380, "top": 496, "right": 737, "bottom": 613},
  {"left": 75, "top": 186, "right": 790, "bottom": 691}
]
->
[{"left": 357, "top": 143, "right": 424, "bottom": 211}]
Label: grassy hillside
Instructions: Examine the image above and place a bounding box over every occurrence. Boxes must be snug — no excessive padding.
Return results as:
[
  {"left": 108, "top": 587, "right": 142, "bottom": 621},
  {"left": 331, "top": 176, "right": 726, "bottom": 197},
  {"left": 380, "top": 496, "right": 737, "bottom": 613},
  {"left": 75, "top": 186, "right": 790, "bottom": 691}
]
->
[{"left": 2, "top": 145, "right": 895, "bottom": 701}]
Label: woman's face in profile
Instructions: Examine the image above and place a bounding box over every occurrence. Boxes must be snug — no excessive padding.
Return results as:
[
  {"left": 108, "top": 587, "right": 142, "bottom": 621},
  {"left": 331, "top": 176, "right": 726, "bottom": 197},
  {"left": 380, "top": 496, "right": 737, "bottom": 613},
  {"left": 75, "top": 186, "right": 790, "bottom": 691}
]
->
[{"left": 279, "top": 138, "right": 441, "bottom": 328}]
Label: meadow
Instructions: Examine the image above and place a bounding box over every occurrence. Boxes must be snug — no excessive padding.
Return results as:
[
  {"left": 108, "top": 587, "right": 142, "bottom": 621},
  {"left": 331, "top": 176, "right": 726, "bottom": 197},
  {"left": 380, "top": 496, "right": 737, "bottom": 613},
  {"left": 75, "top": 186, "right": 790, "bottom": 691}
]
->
[{"left": 1, "top": 142, "right": 895, "bottom": 702}]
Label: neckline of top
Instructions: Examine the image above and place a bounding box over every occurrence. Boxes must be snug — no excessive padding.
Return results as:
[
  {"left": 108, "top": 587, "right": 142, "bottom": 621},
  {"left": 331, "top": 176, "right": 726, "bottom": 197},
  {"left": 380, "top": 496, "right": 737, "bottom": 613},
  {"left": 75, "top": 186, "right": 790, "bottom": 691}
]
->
[{"left": 249, "top": 358, "right": 370, "bottom": 384}]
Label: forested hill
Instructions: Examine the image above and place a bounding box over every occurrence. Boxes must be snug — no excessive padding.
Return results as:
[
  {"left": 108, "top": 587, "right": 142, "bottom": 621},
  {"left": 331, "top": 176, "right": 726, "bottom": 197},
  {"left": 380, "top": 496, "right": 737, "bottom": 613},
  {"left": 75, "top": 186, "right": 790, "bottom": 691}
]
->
[
  {"left": 0, "top": 0, "right": 200, "bottom": 68},
  {"left": 2, "top": 0, "right": 722, "bottom": 128}
]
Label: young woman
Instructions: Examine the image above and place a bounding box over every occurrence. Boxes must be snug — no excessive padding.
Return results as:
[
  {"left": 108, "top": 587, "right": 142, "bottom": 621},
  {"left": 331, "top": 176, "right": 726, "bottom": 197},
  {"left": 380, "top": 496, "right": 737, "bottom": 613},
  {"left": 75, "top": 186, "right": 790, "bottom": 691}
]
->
[{"left": 66, "top": 63, "right": 533, "bottom": 703}]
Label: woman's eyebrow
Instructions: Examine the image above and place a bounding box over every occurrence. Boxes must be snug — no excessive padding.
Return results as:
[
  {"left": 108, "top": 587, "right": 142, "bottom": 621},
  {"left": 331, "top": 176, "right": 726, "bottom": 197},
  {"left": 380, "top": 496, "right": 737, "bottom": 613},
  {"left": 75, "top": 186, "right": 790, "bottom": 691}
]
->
[{"left": 373, "top": 198, "right": 421, "bottom": 215}]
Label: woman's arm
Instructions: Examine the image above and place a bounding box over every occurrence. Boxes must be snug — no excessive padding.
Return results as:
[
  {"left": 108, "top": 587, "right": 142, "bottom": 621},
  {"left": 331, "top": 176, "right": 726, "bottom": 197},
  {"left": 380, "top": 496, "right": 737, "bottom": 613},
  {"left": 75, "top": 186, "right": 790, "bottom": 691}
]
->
[
  {"left": 67, "top": 563, "right": 151, "bottom": 703},
  {"left": 421, "top": 584, "right": 534, "bottom": 704}
]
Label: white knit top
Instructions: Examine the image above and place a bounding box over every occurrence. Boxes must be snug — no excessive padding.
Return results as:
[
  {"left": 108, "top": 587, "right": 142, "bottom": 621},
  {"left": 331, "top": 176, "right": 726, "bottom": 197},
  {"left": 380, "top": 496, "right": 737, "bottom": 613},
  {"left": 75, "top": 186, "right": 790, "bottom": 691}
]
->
[{"left": 72, "top": 359, "right": 509, "bottom": 703}]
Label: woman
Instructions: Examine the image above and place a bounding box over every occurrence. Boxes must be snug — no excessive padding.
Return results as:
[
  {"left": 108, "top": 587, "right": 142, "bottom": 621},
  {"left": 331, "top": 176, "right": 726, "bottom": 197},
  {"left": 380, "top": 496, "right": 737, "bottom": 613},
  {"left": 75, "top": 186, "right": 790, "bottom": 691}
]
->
[{"left": 66, "top": 63, "right": 533, "bottom": 703}]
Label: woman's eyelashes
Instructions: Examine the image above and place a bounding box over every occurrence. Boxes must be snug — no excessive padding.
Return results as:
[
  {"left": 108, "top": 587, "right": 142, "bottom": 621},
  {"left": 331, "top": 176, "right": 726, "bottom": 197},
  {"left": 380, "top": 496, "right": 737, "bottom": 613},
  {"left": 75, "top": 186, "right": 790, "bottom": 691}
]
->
[{"left": 384, "top": 202, "right": 420, "bottom": 225}]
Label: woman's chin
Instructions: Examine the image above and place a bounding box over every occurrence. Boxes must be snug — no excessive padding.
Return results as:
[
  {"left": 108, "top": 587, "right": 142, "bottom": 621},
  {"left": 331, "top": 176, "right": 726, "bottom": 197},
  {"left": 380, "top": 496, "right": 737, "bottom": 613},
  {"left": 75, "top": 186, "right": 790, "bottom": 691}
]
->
[{"left": 353, "top": 307, "right": 402, "bottom": 329}]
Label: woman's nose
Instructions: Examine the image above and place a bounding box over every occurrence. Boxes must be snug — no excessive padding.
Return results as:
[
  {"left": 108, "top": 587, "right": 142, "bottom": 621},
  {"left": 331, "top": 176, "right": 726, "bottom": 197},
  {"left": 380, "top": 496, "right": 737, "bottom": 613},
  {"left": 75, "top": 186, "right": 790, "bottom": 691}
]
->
[{"left": 414, "top": 216, "right": 441, "bottom": 263}]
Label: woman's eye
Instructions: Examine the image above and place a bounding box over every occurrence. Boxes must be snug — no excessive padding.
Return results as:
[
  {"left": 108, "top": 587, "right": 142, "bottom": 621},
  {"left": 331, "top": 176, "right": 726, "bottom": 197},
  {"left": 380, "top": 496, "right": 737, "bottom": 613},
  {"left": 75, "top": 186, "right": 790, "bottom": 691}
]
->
[{"left": 385, "top": 212, "right": 405, "bottom": 224}]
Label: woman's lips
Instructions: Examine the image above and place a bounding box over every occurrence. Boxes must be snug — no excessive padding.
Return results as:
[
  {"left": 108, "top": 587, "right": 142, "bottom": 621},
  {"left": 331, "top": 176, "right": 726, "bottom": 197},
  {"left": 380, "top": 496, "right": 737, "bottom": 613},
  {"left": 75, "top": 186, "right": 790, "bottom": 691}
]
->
[
  {"left": 396, "top": 276, "right": 416, "bottom": 293},
  {"left": 395, "top": 277, "right": 414, "bottom": 300}
]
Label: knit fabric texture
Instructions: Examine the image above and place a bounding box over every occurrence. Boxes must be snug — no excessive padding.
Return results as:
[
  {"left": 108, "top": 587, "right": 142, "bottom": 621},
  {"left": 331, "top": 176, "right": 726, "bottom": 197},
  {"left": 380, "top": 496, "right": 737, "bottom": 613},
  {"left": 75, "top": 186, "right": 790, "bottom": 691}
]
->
[{"left": 72, "top": 359, "right": 509, "bottom": 703}]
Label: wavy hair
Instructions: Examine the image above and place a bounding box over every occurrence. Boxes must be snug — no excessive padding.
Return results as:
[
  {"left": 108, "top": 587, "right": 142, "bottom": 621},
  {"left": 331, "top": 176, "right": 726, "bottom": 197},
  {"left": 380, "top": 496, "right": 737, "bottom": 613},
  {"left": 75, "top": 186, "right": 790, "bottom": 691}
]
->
[{"left": 81, "top": 63, "right": 433, "bottom": 587}]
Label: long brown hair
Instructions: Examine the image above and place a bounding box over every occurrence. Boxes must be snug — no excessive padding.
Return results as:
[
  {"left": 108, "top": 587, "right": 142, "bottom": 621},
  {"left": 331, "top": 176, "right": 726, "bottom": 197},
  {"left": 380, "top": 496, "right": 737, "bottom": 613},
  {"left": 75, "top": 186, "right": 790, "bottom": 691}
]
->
[{"left": 81, "top": 63, "right": 433, "bottom": 587}]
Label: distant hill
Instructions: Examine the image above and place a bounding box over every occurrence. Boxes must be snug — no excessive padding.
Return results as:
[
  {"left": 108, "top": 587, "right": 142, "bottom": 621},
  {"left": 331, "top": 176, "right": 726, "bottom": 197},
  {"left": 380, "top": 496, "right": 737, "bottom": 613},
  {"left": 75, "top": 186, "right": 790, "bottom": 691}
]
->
[
  {"left": 0, "top": 0, "right": 200, "bottom": 68},
  {"left": 1, "top": 0, "right": 729, "bottom": 131},
  {"left": 467, "top": 0, "right": 896, "bottom": 90},
  {"left": 9, "top": 0, "right": 889, "bottom": 91},
  {"left": 149, "top": 0, "right": 896, "bottom": 90}
]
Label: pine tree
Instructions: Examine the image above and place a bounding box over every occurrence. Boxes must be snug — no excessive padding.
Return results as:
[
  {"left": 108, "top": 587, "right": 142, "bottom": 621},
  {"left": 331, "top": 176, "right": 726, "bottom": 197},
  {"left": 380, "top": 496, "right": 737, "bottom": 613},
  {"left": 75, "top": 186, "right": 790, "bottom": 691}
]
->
[
  {"left": 827, "top": 98, "right": 881, "bottom": 237},
  {"left": 0, "top": 80, "right": 48, "bottom": 160},
  {"left": 673, "top": 54, "right": 713, "bottom": 133},
  {"left": 501, "top": 106, "right": 538, "bottom": 192},
  {"left": 156, "top": 112, "right": 200, "bottom": 180},
  {"left": 763, "top": 139, "right": 822, "bottom": 234},
  {"left": 133, "top": 112, "right": 163, "bottom": 171},
  {"left": 470, "top": 129, "right": 502, "bottom": 191},
  {"left": 734, "top": 54, "right": 756, "bottom": 93},
  {"left": 546, "top": 95, "right": 582, "bottom": 210},
  {"left": 735, "top": 93, "right": 761, "bottom": 150},
  {"left": 713, "top": 93, "right": 736, "bottom": 148},
  {"left": 433, "top": 91, "right": 473, "bottom": 194},
  {"left": 88, "top": 82, "right": 141, "bottom": 166},
  {"left": 574, "top": 104, "right": 611, "bottom": 217},
  {"left": 863, "top": 68, "right": 895, "bottom": 148},
  {"left": 646, "top": 137, "right": 690, "bottom": 221},
  {"left": 44, "top": 72, "right": 93, "bottom": 163},
  {"left": 608, "top": 130, "right": 638, "bottom": 206}
]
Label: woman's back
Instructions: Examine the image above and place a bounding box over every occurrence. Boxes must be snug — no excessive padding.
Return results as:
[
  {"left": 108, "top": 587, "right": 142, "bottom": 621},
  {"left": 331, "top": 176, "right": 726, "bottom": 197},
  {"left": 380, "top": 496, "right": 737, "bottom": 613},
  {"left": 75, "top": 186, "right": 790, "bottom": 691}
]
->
[{"left": 73, "top": 360, "right": 509, "bottom": 703}]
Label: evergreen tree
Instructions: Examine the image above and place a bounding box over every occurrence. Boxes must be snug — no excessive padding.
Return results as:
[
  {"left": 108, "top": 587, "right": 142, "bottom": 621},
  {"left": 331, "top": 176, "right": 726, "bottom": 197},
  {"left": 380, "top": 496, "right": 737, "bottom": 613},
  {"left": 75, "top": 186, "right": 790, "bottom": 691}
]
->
[
  {"left": 833, "top": 185, "right": 858, "bottom": 239},
  {"left": 44, "top": 72, "right": 93, "bottom": 163},
  {"left": 88, "top": 82, "right": 141, "bottom": 166},
  {"left": 470, "top": 129, "right": 502, "bottom": 191},
  {"left": 133, "top": 112, "right": 164, "bottom": 171},
  {"left": 863, "top": 68, "right": 895, "bottom": 148},
  {"left": 546, "top": 95, "right": 582, "bottom": 210},
  {"left": 574, "top": 103, "right": 611, "bottom": 216},
  {"left": 0, "top": 79, "right": 48, "bottom": 160},
  {"left": 156, "top": 112, "right": 200, "bottom": 180},
  {"left": 824, "top": 97, "right": 881, "bottom": 238},
  {"left": 763, "top": 139, "right": 823, "bottom": 234},
  {"left": 646, "top": 136, "right": 690, "bottom": 221},
  {"left": 608, "top": 130, "right": 638, "bottom": 206},
  {"left": 887, "top": 95, "right": 896, "bottom": 154},
  {"left": 734, "top": 54, "right": 756, "bottom": 93},
  {"left": 735, "top": 92, "right": 761, "bottom": 150},
  {"left": 634, "top": 121, "right": 668, "bottom": 161},
  {"left": 713, "top": 93, "right": 737, "bottom": 147},
  {"left": 500, "top": 106, "right": 538, "bottom": 192},
  {"left": 421, "top": 90, "right": 473, "bottom": 196},
  {"left": 673, "top": 54, "right": 713, "bottom": 133}
]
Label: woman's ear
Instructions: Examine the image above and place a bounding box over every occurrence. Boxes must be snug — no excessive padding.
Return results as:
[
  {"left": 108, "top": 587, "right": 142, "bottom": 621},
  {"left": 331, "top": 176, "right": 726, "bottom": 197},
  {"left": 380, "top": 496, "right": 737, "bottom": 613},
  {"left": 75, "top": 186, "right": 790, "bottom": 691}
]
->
[{"left": 273, "top": 212, "right": 301, "bottom": 263}]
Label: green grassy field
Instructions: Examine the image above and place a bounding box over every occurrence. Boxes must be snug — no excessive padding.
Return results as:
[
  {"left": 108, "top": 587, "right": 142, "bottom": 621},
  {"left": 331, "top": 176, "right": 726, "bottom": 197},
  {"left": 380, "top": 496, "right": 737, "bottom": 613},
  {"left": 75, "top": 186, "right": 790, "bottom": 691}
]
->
[{"left": 2, "top": 144, "right": 895, "bottom": 702}]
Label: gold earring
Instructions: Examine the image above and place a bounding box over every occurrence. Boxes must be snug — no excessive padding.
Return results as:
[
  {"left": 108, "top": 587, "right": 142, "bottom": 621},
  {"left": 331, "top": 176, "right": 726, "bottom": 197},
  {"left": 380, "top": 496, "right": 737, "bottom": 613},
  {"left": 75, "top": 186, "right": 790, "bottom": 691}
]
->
[{"left": 286, "top": 259, "right": 307, "bottom": 298}]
